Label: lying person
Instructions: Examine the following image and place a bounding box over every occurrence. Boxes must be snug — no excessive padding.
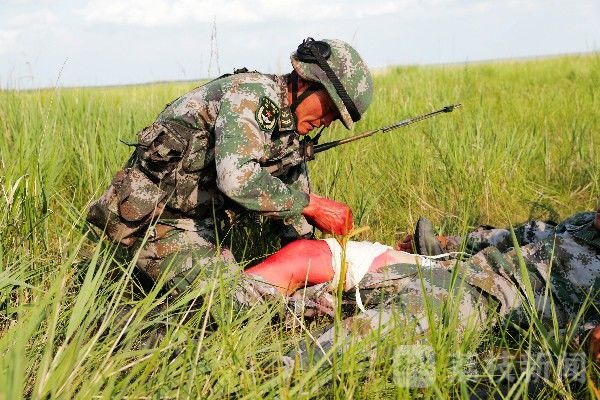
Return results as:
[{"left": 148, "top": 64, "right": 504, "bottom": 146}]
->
[{"left": 240, "top": 206, "right": 600, "bottom": 366}]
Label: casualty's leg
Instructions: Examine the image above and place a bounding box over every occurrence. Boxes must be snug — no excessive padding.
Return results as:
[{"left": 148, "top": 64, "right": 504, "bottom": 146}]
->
[
  {"left": 245, "top": 239, "right": 430, "bottom": 295},
  {"left": 290, "top": 224, "right": 600, "bottom": 369},
  {"left": 400, "top": 217, "right": 558, "bottom": 254},
  {"left": 245, "top": 239, "right": 334, "bottom": 295},
  {"left": 288, "top": 253, "right": 496, "bottom": 368}
]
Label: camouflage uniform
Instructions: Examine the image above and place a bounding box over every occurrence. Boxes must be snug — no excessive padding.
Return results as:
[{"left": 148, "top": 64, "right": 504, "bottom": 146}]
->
[
  {"left": 88, "top": 71, "right": 312, "bottom": 290},
  {"left": 440, "top": 219, "right": 558, "bottom": 254},
  {"left": 87, "top": 39, "right": 374, "bottom": 293},
  {"left": 290, "top": 212, "right": 600, "bottom": 366}
]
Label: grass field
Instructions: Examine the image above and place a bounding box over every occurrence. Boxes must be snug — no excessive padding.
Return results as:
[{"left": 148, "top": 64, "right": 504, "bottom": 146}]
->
[{"left": 1, "top": 54, "right": 600, "bottom": 398}]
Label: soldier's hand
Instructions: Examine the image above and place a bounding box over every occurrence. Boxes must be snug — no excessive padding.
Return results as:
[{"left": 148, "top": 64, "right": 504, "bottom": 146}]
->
[{"left": 302, "top": 194, "right": 353, "bottom": 236}]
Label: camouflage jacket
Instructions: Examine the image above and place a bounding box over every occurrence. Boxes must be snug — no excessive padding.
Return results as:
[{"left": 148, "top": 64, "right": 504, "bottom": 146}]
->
[{"left": 88, "top": 72, "right": 311, "bottom": 246}]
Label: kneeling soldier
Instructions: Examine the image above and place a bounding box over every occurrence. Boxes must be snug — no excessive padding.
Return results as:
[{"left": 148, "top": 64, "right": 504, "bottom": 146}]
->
[{"left": 87, "top": 38, "right": 374, "bottom": 294}]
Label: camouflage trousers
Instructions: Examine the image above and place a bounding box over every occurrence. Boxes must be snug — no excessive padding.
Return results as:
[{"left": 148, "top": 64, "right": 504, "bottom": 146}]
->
[
  {"left": 132, "top": 217, "right": 235, "bottom": 293},
  {"left": 131, "top": 216, "right": 304, "bottom": 304},
  {"left": 443, "top": 219, "right": 556, "bottom": 253},
  {"left": 292, "top": 212, "right": 600, "bottom": 366}
]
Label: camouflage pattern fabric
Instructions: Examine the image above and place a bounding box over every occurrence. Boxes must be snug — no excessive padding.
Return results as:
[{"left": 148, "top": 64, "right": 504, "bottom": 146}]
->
[
  {"left": 289, "top": 212, "right": 600, "bottom": 367},
  {"left": 441, "top": 220, "right": 557, "bottom": 254},
  {"left": 291, "top": 39, "right": 373, "bottom": 129},
  {"left": 132, "top": 218, "right": 235, "bottom": 293},
  {"left": 88, "top": 72, "right": 315, "bottom": 285}
]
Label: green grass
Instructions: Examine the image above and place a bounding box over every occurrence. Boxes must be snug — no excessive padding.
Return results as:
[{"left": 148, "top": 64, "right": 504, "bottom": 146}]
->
[{"left": 1, "top": 54, "right": 599, "bottom": 398}]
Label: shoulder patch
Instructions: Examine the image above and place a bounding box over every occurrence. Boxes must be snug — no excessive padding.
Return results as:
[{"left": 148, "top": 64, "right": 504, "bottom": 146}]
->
[
  {"left": 255, "top": 96, "right": 279, "bottom": 131},
  {"left": 278, "top": 106, "right": 296, "bottom": 132}
]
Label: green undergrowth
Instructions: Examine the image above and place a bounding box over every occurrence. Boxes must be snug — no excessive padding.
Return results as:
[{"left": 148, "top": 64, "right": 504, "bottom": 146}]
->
[{"left": 1, "top": 54, "right": 599, "bottom": 398}]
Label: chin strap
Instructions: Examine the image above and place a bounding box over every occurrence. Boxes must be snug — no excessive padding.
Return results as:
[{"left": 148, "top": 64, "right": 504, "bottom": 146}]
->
[
  {"left": 289, "top": 71, "right": 321, "bottom": 114},
  {"left": 291, "top": 70, "right": 298, "bottom": 105}
]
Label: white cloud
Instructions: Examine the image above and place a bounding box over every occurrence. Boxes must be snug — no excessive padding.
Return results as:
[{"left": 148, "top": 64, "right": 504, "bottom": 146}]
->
[
  {"left": 78, "top": 0, "right": 408, "bottom": 27},
  {"left": 357, "top": 2, "right": 406, "bottom": 17},
  {"left": 5, "top": 9, "right": 59, "bottom": 27},
  {"left": 2, "top": 0, "right": 58, "bottom": 4},
  {"left": 0, "top": 29, "right": 19, "bottom": 55},
  {"left": 80, "top": 0, "right": 259, "bottom": 26},
  {"left": 78, "top": 0, "right": 579, "bottom": 28},
  {"left": 0, "top": 10, "right": 62, "bottom": 55}
]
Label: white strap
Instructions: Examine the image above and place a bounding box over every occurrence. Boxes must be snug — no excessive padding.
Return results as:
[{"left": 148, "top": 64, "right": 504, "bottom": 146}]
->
[{"left": 420, "top": 252, "right": 469, "bottom": 260}]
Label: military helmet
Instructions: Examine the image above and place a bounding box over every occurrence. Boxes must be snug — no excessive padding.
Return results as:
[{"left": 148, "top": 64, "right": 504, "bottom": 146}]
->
[{"left": 290, "top": 38, "right": 374, "bottom": 129}]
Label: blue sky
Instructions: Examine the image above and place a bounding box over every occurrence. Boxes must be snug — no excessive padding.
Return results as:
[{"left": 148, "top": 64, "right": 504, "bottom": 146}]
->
[{"left": 1, "top": 0, "right": 599, "bottom": 89}]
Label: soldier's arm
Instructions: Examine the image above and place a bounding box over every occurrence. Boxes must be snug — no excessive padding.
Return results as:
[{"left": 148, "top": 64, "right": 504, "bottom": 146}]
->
[
  {"left": 214, "top": 83, "right": 309, "bottom": 217},
  {"left": 276, "top": 163, "right": 313, "bottom": 236}
]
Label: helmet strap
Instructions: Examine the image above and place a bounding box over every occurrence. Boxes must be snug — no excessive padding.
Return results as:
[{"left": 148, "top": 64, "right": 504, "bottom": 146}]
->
[{"left": 291, "top": 70, "right": 299, "bottom": 106}]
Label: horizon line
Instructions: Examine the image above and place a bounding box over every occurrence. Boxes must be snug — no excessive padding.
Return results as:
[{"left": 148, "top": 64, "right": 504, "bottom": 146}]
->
[{"left": 3, "top": 50, "right": 598, "bottom": 92}]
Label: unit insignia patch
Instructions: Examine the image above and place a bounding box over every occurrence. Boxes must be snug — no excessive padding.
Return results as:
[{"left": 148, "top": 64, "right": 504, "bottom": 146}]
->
[{"left": 256, "top": 96, "right": 279, "bottom": 131}]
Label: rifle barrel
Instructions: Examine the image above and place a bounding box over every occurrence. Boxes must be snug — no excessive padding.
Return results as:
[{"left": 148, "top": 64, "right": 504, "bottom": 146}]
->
[
  {"left": 313, "top": 129, "right": 379, "bottom": 153},
  {"left": 314, "top": 104, "right": 461, "bottom": 154}
]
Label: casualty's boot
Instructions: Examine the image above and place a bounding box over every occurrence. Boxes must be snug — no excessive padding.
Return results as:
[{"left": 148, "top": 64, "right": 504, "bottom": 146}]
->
[{"left": 414, "top": 217, "right": 444, "bottom": 256}]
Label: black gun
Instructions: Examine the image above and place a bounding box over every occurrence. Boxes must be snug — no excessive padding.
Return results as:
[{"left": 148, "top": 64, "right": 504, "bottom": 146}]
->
[{"left": 263, "top": 104, "right": 462, "bottom": 175}]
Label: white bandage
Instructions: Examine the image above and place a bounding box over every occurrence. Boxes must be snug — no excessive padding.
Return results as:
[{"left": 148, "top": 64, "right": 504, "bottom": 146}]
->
[
  {"left": 324, "top": 239, "right": 391, "bottom": 291},
  {"left": 324, "top": 239, "right": 392, "bottom": 312},
  {"left": 323, "top": 239, "right": 440, "bottom": 312}
]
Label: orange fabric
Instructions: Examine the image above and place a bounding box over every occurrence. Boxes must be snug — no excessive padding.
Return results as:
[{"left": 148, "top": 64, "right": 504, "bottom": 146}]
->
[
  {"left": 437, "top": 236, "right": 449, "bottom": 249},
  {"left": 245, "top": 239, "right": 334, "bottom": 295},
  {"left": 589, "top": 325, "right": 600, "bottom": 364}
]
